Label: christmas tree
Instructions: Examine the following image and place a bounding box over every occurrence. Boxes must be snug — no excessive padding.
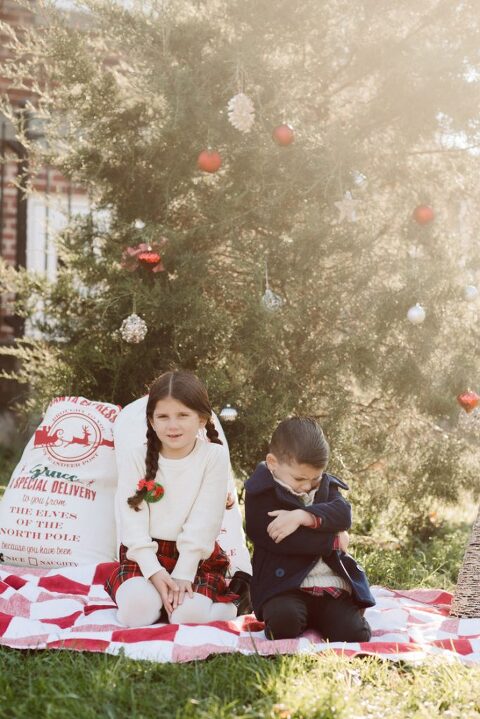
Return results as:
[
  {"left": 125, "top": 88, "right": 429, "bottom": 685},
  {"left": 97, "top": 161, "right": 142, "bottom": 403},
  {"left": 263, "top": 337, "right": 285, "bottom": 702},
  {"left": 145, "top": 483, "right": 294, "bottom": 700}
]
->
[{"left": 2, "top": 0, "right": 480, "bottom": 534}]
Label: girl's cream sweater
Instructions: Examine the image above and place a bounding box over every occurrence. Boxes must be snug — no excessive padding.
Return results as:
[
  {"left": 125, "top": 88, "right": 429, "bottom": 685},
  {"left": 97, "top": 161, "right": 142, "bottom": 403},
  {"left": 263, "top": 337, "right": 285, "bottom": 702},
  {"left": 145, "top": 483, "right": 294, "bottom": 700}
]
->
[{"left": 116, "top": 439, "right": 229, "bottom": 582}]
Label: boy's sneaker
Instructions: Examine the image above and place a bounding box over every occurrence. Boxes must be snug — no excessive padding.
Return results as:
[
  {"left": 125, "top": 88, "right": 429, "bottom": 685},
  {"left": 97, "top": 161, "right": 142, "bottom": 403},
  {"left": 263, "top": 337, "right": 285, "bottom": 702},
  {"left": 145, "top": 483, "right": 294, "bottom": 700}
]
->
[{"left": 229, "top": 570, "right": 252, "bottom": 615}]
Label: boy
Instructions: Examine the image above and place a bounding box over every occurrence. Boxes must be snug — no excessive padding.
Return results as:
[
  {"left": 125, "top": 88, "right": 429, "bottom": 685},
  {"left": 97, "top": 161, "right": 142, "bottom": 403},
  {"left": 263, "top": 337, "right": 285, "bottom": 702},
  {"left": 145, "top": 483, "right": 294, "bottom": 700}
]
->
[{"left": 245, "top": 417, "right": 375, "bottom": 641}]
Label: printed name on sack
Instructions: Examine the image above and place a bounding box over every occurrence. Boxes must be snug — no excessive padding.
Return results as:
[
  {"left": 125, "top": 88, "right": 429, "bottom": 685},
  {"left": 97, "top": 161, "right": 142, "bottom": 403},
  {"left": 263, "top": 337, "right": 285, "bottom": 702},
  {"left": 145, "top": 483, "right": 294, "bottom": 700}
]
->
[{"left": 10, "top": 465, "right": 97, "bottom": 501}]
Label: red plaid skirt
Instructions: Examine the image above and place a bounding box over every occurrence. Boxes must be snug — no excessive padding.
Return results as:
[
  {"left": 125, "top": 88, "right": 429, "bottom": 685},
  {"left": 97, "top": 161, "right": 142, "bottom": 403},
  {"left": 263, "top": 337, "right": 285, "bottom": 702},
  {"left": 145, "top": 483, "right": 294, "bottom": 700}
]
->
[
  {"left": 105, "top": 539, "right": 239, "bottom": 604},
  {"left": 301, "top": 587, "right": 349, "bottom": 599}
]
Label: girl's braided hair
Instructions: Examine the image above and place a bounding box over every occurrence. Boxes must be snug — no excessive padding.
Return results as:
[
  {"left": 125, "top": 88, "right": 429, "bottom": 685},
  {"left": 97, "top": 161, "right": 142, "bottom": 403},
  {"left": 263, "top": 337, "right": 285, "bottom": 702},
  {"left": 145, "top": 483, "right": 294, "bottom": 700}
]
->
[{"left": 127, "top": 370, "right": 222, "bottom": 511}]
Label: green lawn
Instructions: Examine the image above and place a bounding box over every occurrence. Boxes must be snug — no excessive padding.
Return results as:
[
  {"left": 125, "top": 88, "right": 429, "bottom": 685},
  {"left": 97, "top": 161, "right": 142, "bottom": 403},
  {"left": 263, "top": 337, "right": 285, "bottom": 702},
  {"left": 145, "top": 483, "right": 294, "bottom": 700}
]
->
[{"left": 1, "top": 649, "right": 480, "bottom": 719}]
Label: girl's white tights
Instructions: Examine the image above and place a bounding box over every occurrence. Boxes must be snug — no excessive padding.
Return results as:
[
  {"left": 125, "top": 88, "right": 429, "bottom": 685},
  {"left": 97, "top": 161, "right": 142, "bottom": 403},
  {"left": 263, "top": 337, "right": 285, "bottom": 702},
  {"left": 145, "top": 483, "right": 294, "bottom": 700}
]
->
[
  {"left": 170, "top": 593, "right": 237, "bottom": 624},
  {"left": 115, "top": 577, "right": 237, "bottom": 627},
  {"left": 116, "top": 577, "right": 162, "bottom": 628}
]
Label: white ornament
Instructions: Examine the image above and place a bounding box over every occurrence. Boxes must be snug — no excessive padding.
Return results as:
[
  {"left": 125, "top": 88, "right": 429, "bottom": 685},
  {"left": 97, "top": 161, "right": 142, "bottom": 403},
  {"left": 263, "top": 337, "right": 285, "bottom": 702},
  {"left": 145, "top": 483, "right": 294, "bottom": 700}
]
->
[
  {"left": 120, "top": 313, "right": 148, "bottom": 343},
  {"left": 219, "top": 404, "right": 238, "bottom": 422},
  {"left": 407, "top": 304, "right": 426, "bottom": 325},
  {"left": 351, "top": 170, "right": 367, "bottom": 187},
  {"left": 262, "top": 288, "right": 284, "bottom": 312},
  {"left": 458, "top": 406, "right": 480, "bottom": 432},
  {"left": 227, "top": 93, "right": 255, "bottom": 133},
  {"left": 134, "top": 219, "right": 145, "bottom": 230},
  {"left": 334, "top": 191, "right": 359, "bottom": 223},
  {"left": 464, "top": 285, "right": 479, "bottom": 302},
  {"left": 407, "top": 245, "right": 424, "bottom": 259}
]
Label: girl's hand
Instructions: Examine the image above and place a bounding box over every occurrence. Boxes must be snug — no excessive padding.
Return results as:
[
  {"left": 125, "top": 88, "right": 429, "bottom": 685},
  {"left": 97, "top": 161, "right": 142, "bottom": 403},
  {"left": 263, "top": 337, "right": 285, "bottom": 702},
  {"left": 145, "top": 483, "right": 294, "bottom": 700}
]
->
[
  {"left": 169, "top": 578, "right": 194, "bottom": 610},
  {"left": 150, "top": 569, "right": 179, "bottom": 615},
  {"left": 267, "top": 509, "right": 310, "bottom": 543},
  {"left": 337, "top": 530, "right": 350, "bottom": 552}
]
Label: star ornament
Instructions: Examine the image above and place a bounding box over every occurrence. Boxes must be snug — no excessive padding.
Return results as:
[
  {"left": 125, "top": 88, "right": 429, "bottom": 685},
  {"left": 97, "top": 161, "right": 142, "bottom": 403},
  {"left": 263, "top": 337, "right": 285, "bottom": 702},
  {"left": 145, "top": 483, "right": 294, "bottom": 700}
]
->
[{"left": 334, "top": 191, "right": 359, "bottom": 223}]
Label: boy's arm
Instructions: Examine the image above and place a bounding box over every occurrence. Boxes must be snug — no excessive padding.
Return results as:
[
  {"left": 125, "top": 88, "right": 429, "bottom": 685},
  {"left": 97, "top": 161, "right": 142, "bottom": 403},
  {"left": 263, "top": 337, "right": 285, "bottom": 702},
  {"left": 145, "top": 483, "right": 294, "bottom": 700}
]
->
[
  {"left": 302, "top": 486, "right": 352, "bottom": 532},
  {"left": 245, "top": 491, "right": 336, "bottom": 557}
]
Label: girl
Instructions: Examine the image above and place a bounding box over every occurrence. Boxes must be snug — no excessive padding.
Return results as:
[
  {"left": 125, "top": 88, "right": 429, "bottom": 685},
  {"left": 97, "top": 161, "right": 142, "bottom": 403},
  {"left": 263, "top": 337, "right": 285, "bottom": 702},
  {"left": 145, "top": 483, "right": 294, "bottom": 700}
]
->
[{"left": 105, "top": 370, "right": 238, "bottom": 627}]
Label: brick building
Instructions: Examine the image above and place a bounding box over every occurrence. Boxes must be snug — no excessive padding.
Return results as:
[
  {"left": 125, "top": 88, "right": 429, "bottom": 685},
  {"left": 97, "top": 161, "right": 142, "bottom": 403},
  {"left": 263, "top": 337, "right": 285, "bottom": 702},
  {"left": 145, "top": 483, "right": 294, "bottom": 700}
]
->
[{"left": 1, "top": 0, "right": 90, "bottom": 414}]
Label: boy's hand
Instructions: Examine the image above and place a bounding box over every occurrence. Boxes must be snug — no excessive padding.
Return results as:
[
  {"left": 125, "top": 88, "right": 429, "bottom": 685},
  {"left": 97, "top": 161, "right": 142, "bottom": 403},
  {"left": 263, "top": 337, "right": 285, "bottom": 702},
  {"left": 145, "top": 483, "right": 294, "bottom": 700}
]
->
[{"left": 267, "top": 509, "right": 313, "bottom": 543}]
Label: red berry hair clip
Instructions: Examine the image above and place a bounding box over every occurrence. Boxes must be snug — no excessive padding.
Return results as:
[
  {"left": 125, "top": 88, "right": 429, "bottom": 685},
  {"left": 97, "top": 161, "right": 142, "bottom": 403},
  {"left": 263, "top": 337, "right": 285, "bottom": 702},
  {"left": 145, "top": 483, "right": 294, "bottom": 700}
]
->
[{"left": 137, "top": 478, "right": 165, "bottom": 503}]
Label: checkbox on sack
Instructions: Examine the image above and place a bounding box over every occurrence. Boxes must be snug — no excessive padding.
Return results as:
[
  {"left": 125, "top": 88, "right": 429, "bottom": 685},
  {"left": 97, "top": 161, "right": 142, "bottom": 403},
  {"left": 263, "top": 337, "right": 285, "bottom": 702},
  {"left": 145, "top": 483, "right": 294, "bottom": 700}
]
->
[{"left": 28, "top": 557, "right": 38, "bottom": 567}]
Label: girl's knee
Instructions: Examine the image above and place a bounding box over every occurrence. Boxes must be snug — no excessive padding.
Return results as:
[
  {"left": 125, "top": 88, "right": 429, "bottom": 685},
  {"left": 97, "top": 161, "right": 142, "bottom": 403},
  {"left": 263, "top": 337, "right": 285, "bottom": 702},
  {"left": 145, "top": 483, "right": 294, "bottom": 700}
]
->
[
  {"left": 208, "top": 602, "right": 237, "bottom": 622},
  {"left": 170, "top": 594, "right": 237, "bottom": 624},
  {"left": 170, "top": 593, "right": 212, "bottom": 624},
  {"left": 116, "top": 577, "right": 163, "bottom": 627}
]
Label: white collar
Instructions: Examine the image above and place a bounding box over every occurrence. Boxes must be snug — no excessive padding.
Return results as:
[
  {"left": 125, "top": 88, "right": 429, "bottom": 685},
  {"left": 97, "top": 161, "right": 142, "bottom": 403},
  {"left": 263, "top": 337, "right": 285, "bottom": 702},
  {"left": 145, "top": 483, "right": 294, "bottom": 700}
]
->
[{"left": 273, "top": 476, "right": 316, "bottom": 506}]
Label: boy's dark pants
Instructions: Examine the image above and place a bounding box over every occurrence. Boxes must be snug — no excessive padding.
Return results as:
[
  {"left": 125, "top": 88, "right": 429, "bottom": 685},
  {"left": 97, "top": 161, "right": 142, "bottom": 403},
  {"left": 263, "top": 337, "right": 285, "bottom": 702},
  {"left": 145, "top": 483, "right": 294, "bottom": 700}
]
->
[{"left": 262, "top": 589, "right": 371, "bottom": 642}]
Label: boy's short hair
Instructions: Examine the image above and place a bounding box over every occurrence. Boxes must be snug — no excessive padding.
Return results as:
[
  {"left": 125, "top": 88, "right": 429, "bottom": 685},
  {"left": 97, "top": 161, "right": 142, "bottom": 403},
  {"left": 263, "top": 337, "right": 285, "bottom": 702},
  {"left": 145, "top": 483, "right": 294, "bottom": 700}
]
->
[{"left": 269, "top": 417, "right": 329, "bottom": 468}]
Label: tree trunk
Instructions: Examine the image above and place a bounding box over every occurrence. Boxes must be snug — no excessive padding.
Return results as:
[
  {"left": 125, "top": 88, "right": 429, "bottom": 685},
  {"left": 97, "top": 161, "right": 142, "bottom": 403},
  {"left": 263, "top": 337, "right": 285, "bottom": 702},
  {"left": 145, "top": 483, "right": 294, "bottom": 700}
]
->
[{"left": 450, "top": 508, "right": 480, "bottom": 618}]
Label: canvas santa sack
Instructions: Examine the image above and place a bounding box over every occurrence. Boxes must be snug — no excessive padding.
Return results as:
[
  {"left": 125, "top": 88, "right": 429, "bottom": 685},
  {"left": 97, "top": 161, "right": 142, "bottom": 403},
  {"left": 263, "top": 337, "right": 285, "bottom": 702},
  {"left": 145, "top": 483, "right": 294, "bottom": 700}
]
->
[{"left": 0, "top": 397, "right": 120, "bottom": 569}]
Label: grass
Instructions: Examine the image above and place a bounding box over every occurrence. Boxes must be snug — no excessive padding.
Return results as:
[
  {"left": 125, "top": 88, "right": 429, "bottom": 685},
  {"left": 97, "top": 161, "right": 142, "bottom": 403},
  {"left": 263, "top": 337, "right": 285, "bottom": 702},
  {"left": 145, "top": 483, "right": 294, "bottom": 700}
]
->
[
  {"left": 0, "top": 645, "right": 479, "bottom": 718},
  {"left": 1, "top": 450, "right": 479, "bottom": 718},
  {"left": 354, "top": 522, "right": 473, "bottom": 590}
]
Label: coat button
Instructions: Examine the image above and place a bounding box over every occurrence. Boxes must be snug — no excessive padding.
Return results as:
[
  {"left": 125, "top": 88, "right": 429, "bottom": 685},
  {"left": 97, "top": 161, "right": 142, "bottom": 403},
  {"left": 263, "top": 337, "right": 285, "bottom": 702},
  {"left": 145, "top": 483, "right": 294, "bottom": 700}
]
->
[{"left": 275, "top": 567, "right": 285, "bottom": 578}]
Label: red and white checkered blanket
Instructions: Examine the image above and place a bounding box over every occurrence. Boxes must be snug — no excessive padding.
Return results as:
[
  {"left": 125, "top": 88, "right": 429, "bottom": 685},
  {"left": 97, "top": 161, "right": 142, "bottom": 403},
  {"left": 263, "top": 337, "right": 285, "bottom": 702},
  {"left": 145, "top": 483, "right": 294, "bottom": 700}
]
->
[{"left": 1, "top": 562, "right": 479, "bottom": 665}]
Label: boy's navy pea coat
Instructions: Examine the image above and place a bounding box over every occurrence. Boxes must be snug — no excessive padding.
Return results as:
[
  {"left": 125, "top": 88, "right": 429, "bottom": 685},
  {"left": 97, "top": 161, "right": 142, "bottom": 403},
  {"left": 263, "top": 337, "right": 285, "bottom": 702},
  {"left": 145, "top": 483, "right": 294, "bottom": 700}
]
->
[{"left": 244, "top": 462, "right": 376, "bottom": 619}]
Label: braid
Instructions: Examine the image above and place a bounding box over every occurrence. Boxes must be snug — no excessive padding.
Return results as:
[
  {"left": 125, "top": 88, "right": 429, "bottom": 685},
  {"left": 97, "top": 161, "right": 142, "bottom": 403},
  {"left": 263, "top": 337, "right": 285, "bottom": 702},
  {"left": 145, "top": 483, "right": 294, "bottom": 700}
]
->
[
  {"left": 127, "top": 423, "right": 161, "bottom": 512},
  {"left": 145, "top": 423, "right": 161, "bottom": 480},
  {"left": 205, "top": 417, "right": 223, "bottom": 445}
]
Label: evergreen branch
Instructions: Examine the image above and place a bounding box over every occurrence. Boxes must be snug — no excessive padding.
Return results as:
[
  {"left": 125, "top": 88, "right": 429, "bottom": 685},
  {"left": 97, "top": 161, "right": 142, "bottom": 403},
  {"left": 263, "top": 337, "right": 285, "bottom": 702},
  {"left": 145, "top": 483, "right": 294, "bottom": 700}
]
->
[
  {"left": 324, "top": 0, "right": 457, "bottom": 100},
  {"left": 406, "top": 143, "right": 480, "bottom": 156}
]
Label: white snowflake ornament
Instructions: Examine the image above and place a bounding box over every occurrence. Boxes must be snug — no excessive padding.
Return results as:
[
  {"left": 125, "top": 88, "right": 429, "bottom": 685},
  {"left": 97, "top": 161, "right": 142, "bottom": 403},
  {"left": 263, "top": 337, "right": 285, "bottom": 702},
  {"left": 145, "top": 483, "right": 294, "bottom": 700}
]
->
[
  {"left": 408, "top": 245, "right": 424, "bottom": 259},
  {"left": 120, "top": 313, "right": 148, "bottom": 343},
  {"left": 334, "top": 191, "right": 359, "bottom": 223},
  {"left": 227, "top": 93, "right": 255, "bottom": 133},
  {"left": 262, "top": 288, "right": 284, "bottom": 312}
]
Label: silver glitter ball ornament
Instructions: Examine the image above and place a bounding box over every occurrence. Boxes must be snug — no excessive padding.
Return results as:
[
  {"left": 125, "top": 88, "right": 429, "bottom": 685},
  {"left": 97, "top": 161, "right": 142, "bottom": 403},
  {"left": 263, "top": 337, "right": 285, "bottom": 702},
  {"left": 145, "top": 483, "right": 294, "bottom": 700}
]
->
[
  {"left": 219, "top": 404, "right": 238, "bottom": 422},
  {"left": 120, "top": 313, "right": 148, "bottom": 343}
]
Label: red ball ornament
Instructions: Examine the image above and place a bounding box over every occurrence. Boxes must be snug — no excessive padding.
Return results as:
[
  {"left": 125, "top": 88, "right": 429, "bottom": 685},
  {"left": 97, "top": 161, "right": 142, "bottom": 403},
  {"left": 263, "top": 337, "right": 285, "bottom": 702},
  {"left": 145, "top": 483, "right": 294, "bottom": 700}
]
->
[
  {"left": 138, "top": 251, "right": 161, "bottom": 265},
  {"left": 412, "top": 205, "right": 434, "bottom": 225},
  {"left": 197, "top": 149, "right": 222, "bottom": 173},
  {"left": 272, "top": 124, "right": 295, "bottom": 146},
  {"left": 457, "top": 391, "right": 480, "bottom": 414}
]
